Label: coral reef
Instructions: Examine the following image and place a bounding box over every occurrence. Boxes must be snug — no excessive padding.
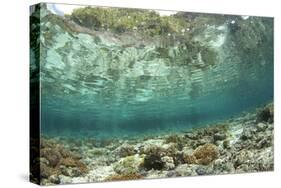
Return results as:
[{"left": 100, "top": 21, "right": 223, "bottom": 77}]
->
[
  {"left": 192, "top": 143, "right": 219, "bottom": 165},
  {"left": 38, "top": 102, "right": 274, "bottom": 185},
  {"left": 39, "top": 138, "right": 88, "bottom": 185},
  {"left": 114, "top": 143, "right": 137, "bottom": 157},
  {"left": 256, "top": 103, "right": 274, "bottom": 123},
  {"left": 143, "top": 153, "right": 165, "bottom": 170},
  {"left": 113, "top": 155, "right": 144, "bottom": 175}
]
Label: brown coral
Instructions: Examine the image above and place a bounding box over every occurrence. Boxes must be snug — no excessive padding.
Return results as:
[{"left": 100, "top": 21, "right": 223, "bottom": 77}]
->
[
  {"left": 41, "top": 148, "right": 62, "bottom": 167},
  {"left": 60, "top": 157, "right": 89, "bottom": 174},
  {"left": 184, "top": 143, "right": 219, "bottom": 165},
  {"left": 60, "top": 158, "right": 77, "bottom": 167},
  {"left": 39, "top": 138, "right": 88, "bottom": 182},
  {"left": 192, "top": 143, "right": 219, "bottom": 165},
  {"left": 165, "top": 135, "right": 182, "bottom": 144},
  {"left": 184, "top": 154, "right": 197, "bottom": 164},
  {"left": 106, "top": 173, "right": 143, "bottom": 181},
  {"left": 40, "top": 163, "right": 56, "bottom": 178}
]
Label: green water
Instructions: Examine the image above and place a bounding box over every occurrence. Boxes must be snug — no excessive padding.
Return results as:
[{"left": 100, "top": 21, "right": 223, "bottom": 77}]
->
[{"left": 30, "top": 4, "right": 273, "bottom": 139}]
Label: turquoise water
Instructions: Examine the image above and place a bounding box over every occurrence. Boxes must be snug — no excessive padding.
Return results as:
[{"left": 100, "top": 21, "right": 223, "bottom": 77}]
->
[
  {"left": 33, "top": 6, "right": 273, "bottom": 139},
  {"left": 41, "top": 64, "right": 273, "bottom": 138}
]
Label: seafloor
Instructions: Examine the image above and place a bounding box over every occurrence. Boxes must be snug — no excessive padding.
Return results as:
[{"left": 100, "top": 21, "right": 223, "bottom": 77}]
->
[{"left": 33, "top": 102, "right": 273, "bottom": 185}]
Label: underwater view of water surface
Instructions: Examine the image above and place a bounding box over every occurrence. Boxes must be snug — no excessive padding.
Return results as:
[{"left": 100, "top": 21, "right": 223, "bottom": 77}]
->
[{"left": 30, "top": 3, "right": 274, "bottom": 185}]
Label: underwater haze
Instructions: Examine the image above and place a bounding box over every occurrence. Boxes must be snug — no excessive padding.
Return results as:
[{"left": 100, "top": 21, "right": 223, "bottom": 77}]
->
[{"left": 31, "top": 4, "right": 273, "bottom": 138}]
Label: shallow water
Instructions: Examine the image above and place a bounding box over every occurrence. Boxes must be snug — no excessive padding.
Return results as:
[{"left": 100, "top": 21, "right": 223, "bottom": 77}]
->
[{"left": 32, "top": 5, "right": 273, "bottom": 139}]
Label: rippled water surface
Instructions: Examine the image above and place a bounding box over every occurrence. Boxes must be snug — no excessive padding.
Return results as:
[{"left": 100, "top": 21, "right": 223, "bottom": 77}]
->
[{"left": 30, "top": 5, "right": 273, "bottom": 138}]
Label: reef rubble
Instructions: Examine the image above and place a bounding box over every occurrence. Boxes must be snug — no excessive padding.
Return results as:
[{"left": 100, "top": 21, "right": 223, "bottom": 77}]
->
[{"left": 37, "top": 103, "right": 273, "bottom": 185}]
